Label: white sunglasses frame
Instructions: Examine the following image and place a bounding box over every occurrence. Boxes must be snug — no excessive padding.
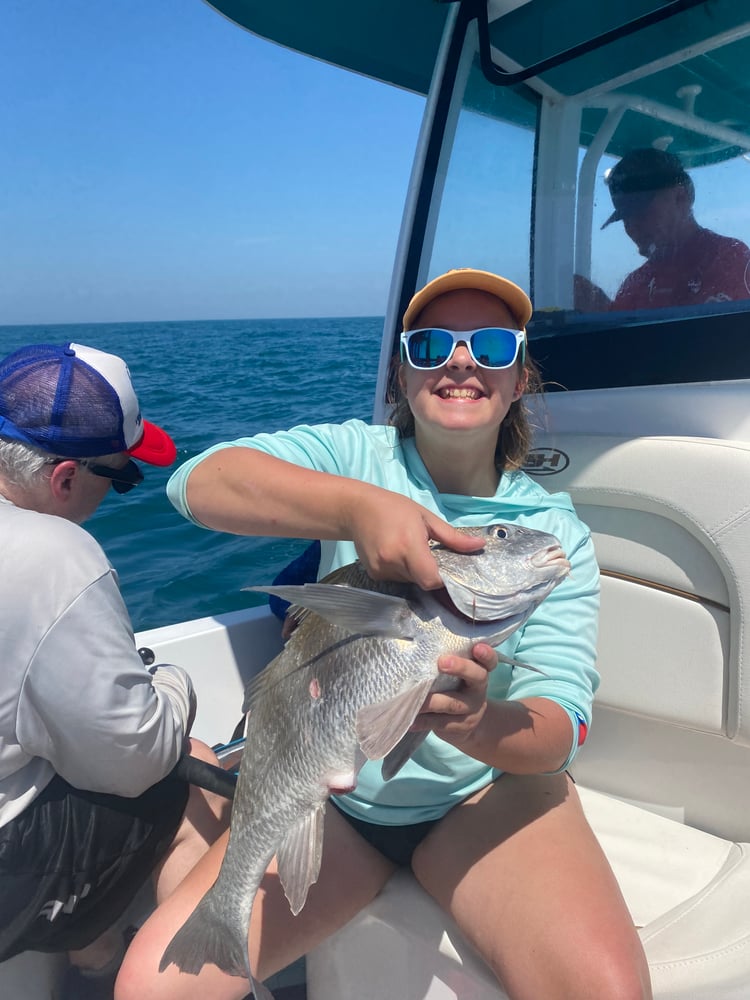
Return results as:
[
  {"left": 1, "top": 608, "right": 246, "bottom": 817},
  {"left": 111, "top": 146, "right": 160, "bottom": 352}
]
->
[{"left": 399, "top": 326, "right": 527, "bottom": 371}]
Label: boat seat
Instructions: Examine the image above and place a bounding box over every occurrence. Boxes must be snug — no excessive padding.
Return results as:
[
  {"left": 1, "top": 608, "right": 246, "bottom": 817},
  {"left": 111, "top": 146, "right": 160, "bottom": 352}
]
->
[
  {"left": 0, "top": 949, "right": 68, "bottom": 999},
  {"left": 307, "top": 787, "right": 750, "bottom": 999},
  {"left": 307, "top": 434, "right": 750, "bottom": 999}
]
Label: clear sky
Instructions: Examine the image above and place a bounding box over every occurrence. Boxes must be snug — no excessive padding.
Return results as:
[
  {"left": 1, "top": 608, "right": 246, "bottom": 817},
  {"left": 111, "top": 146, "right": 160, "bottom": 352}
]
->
[{"left": 2, "top": 0, "right": 425, "bottom": 325}]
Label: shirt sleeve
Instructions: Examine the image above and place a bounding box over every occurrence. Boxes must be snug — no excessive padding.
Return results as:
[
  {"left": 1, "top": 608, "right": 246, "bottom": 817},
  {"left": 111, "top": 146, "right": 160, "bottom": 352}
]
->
[
  {"left": 704, "top": 239, "right": 750, "bottom": 300},
  {"left": 166, "top": 421, "right": 367, "bottom": 526},
  {"left": 16, "top": 570, "right": 194, "bottom": 797}
]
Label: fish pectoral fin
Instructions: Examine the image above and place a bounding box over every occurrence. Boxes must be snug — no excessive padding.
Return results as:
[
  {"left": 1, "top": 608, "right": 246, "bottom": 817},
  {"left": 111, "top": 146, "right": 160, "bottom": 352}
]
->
[
  {"left": 277, "top": 804, "right": 326, "bottom": 916},
  {"left": 381, "top": 731, "right": 429, "bottom": 780},
  {"left": 356, "top": 677, "right": 435, "bottom": 761},
  {"left": 497, "top": 651, "right": 547, "bottom": 675},
  {"left": 248, "top": 584, "right": 417, "bottom": 639}
]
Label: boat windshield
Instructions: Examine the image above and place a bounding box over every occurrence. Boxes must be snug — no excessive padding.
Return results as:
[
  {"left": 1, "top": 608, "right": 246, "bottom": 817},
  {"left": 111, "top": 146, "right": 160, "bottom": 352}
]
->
[{"left": 405, "top": 0, "right": 750, "bottom": 390}]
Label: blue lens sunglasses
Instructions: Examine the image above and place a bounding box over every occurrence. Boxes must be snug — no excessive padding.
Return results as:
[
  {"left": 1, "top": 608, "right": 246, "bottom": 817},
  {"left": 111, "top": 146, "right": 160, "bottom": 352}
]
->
[{"left": 400, "top": 327, "right": 526, "bottom": 371}]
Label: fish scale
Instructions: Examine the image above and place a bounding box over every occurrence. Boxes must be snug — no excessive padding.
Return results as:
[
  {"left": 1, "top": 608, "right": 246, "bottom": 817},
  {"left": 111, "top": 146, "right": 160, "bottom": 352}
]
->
[{"left": 159, "top": 523, "right": 570, "bottom": 1000}]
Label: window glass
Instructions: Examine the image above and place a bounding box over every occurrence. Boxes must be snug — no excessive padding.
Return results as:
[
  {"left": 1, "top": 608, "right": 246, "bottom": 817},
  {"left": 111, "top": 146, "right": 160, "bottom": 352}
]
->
[
  {"left": 421, "top": 15, "right": 750, "bottom": 319},
  {"left": 579, "top": 135, "right": 750, "bottom": 317},
  {"left": 422, "top": 54, "right": 538, "bottom": 294},
  {"left": 408, "top": 8, "right": 750, "bottom": 389}
]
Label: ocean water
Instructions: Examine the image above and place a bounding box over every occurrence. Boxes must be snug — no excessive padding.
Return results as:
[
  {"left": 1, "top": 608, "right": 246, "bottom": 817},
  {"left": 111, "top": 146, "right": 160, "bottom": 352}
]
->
[{"left": 0, "top": 317, "right": 382, "bottom": 631}]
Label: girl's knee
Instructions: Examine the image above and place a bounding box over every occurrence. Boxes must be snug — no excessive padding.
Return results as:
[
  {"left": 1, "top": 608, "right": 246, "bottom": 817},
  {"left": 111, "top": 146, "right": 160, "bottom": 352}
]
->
[
  {"left": 113, "top": 956, "right": 140, "bottom": 1000},
  {"left": 571, "top": 946, "right": 652, "bottom": 1000}
]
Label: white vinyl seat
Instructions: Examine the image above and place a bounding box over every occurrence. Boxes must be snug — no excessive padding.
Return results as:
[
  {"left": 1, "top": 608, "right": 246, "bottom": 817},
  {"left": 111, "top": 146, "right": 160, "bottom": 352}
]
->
[
  {"left": 308, "top": 434, "right": 750, "bottom": 1000},
  {"left": 0, "top": 950, "right": 68, "bottom": 999},
  {"left": 308, "top": 792, "right": 750, "bottom": 999}
]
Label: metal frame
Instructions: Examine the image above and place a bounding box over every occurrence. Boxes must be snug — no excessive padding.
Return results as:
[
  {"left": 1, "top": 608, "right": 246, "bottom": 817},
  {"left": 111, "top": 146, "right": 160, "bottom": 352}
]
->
[{"left": 474, "top": 0, "right": 708, "bottom": 89}]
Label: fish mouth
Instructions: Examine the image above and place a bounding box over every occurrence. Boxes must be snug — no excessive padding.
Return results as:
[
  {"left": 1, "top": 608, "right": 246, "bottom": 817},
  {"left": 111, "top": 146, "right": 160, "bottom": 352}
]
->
[{"left": 531, "top": 545, "right": 571, "bottom": 574}]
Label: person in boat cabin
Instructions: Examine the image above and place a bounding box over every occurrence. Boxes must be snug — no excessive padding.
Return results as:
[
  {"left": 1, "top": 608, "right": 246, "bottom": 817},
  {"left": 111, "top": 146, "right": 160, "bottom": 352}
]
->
[
  {"left": 0, "top": 343, "right": 231, "bottom": 1000},
  {"left": 574, "top": 146, "right": 750, "bottom": 311},
  {"left": 116, "top": 267, "right": 652, "bottom": 1000}
]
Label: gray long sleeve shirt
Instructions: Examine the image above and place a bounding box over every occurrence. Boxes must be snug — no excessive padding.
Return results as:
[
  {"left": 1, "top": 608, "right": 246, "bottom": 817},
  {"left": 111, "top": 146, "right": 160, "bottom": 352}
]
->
[{"left": 0, "top": 495, "right": 194, "bottom": 827}]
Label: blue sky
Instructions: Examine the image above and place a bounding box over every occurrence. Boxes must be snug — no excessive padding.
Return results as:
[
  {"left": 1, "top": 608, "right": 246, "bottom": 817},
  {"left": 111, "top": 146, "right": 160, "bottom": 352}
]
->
[{"left": 2, "top": 0, "right": 425, "bottom": 325}]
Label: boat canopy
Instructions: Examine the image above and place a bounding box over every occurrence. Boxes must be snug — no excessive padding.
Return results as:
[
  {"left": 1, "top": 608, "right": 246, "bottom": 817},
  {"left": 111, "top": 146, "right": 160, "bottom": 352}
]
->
[
  {"left": 205, "top": 0, "right": 450, "bottom": 96},
  {"left": 207, "top": 1, "right": 750, "bottom": 166}
]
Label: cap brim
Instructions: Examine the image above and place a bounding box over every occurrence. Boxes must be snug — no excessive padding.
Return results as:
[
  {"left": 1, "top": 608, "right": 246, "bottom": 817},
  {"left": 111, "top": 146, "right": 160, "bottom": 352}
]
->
[
  {"left": 402, "top": 268, "right": 533, "bottom": 331},
  {"left": 127, "top": 419, "right": 177, "bottom": 466},
  {"left": 601, "top": 210, "right": 620, "bottom": 229}
]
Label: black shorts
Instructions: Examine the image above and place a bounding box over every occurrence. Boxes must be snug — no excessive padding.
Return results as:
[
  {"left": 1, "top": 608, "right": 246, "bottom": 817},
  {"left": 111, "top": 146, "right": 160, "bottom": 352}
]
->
[
  {"left": 331, "top": 800, "right": 439, "bottom": 867},
  {"left": 0, "top": 769, "right": 189, "bottom": 961}
]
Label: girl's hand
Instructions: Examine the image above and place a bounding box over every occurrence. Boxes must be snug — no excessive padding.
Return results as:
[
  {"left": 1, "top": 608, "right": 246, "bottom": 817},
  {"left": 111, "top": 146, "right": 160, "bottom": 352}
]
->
[
  {"left": 347, "top": 491, "right": 485, "bottom": 590},
  {"left": 412, "top": 642, "right": 498, "bottom": 744}
]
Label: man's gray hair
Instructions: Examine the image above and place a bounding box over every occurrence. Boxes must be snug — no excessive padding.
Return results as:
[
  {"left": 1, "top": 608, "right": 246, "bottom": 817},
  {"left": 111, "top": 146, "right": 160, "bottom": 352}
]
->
[{"left": 0, "top": 438, "right": 61, "bottom": 488}]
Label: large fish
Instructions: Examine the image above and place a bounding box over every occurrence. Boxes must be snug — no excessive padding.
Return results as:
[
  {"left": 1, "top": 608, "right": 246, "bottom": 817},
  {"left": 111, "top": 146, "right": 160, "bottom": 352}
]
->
[{"left": 159, "top": 523, "right": 570, "bottom": 999}]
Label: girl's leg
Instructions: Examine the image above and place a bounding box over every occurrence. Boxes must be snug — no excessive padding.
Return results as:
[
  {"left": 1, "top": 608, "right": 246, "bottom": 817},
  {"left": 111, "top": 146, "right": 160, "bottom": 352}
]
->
[
  {"left": 412, "top": 772, "right": 652, "bottom": 1000},
  {"left": 153, "top": 739, "right": 233, "bottom": 902},
  {"left": 115, "top": 806, "right": 397, "bottom": 1000}
]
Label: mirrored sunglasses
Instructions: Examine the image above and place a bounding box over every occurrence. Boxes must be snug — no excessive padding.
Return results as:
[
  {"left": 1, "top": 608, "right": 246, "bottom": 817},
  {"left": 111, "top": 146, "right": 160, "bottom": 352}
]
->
[
  {"left": 80, "top": 458, "right": 144, "bottom": 494},
  {"left": 400, "top": 327, "right": 526, "bottom": 370}
]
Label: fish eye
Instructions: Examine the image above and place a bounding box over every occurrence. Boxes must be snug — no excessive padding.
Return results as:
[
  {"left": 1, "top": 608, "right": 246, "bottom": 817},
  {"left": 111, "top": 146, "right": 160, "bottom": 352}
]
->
[{"left": 492, "top": 526, "right": 508, "bottom": 538}]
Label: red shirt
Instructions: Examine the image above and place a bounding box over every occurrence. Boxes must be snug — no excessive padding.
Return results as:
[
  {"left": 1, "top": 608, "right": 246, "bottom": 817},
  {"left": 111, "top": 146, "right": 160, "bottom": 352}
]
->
[{"left": 612, "top": 227, "right": 750, "bottom": 310}]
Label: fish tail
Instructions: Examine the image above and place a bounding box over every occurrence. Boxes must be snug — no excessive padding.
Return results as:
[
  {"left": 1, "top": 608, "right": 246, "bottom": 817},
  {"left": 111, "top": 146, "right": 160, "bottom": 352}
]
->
[{"left": 158, "top": 889, "right": 249, "bottom": 979}]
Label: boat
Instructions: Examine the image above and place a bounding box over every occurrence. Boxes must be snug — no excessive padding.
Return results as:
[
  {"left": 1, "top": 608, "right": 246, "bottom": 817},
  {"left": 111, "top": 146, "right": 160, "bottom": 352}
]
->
[{"left": 5, "top": 0, "right": 750, "bottom": 996}]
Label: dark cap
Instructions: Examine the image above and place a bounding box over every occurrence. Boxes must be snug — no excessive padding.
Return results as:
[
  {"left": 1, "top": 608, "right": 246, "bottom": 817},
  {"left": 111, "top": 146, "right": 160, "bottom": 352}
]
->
[{"left": 602, "top": 148, "right": 692, "bottom": 228}]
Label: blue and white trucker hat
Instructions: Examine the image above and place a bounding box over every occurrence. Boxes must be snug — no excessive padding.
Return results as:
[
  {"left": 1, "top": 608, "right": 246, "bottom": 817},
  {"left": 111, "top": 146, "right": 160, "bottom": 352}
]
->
[{"left": 0, "top": 342, "right": 176, "bottom": 464}]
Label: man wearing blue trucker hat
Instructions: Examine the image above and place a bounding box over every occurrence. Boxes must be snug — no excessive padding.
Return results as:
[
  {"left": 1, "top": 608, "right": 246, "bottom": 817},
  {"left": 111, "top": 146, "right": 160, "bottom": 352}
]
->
[{"left": 0, "top": 343, "right": 230, "bottom": 999}]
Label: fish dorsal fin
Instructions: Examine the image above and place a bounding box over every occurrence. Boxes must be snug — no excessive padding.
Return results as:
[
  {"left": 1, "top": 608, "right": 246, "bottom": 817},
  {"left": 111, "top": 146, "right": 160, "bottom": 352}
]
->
[
  {"left": 381, "top": 730, "right": 430, "bottom": 781},
  {"left": 276, "top": 804, "right": 326, "bottom": 916},
  {"left": 356, "top": 676, "right": 435, "bottom": 761},
  {"left": 248, "top": 583, "right": 417, "bottom": 639}
]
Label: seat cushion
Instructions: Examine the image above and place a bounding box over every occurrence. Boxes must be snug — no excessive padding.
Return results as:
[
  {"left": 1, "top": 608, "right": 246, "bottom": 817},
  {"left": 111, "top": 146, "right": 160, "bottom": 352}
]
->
[
  {"left": 577, "top": 786, "right": 734, "bottom": 926},
  {"left": 308, "top": 786, "right": 750, "bottom": 1000},
  {"left": 581, "top": 786, "right": 750, "bottom": 998}
]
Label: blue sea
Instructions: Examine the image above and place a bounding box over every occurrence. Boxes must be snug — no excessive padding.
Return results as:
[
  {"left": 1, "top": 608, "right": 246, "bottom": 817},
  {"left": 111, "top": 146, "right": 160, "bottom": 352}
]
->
[{"left": 0, "top": 318, "right": 383, "bottom": 631}]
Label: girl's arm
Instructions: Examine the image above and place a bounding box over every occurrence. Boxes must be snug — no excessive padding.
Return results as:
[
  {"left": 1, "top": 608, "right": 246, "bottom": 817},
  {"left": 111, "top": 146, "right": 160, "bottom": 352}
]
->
[{"left": 185, "top": 447, "right": 484, "bottom": 590}]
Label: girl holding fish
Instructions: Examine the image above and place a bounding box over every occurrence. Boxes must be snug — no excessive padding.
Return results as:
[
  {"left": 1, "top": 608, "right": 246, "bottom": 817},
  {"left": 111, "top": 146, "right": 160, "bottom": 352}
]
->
[{"left": 116, "top": 269, "right": 651, "bottom": 1000}]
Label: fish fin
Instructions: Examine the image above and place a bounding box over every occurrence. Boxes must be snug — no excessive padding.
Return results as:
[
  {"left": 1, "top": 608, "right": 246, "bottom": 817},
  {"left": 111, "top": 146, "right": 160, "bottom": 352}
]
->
[
  {"left": 497, "top": 651, "right": 547, "bottom": 675},
  {"left": 277, "top": 805, "right": 325, "bottom": 916},
  {"left": 249, "top": 978, "right": 274, "bottom": 1000},
  {"left": 158, "top": 887, "right": 248, "bottom": 979},
  {"left": 356, "top": 677, "right": 435, "bottom": 761},
  {"left": 242, "top": 660, "right": 277, "bottom": 715},
  {"left": 248, "top": 583, "right": 417, "bottom": 639},
  {"left": 381, "top": 730, "right": 429, "bottom": 780}
]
